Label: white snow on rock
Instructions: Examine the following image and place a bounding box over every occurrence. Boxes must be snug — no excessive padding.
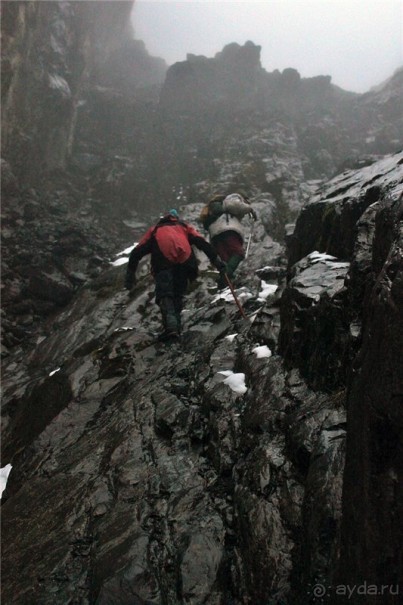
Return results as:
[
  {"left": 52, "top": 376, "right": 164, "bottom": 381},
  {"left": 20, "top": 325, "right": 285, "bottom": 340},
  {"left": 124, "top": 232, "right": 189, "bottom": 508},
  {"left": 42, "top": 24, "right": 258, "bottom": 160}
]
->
[
  {"left": 0, "top": 464, "right": 12, "bottom": 498},
  {"left": 308, "top": 251, "right": 337, "bottom": 263},
  {"left": 218, "top": 370, "right": 247, "bottom": 394},
  {"left": 49, "top": 367, "right": 61, "bottom": 377},
  {"left": 116, "top": 244, "right": 138, "bottom": 257},
  {"left": 308, "top": 251, "right": 350, "bottom": 270},
  {"left": 252, "top": 345, "right": 272, "bottom": 359},
  {"left": 328, "top": 262, "right": 350, "bottom": 270},
  {"left": 110, "top": 243, "right": 138, "bottom": 266},
  {"left": 225, "top": 333, "right": 238, "bottom": 342},
  {"left": 257, "top": 280, "right": 278, "bottom": 301},
  {"left": 111, "top": 257, "right": 129, "bottom": 267}
]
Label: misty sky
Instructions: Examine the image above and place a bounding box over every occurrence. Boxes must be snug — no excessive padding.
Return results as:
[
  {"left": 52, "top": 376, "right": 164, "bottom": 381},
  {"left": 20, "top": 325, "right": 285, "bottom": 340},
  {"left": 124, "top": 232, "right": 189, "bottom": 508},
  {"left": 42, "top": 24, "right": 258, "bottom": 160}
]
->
[{"left": 132, "top": 0, "right": 402, "bottom": 93}]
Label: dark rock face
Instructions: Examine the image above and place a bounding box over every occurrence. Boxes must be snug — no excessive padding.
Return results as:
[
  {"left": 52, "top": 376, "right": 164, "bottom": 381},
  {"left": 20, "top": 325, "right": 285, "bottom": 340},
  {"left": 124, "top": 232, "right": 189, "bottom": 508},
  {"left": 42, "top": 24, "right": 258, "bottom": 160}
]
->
[
  {"left": 1, "top": 225, "right": 346, "bottom": 604},
  {"left": 3, "top": 153, "right": 401, "bottom": 603},
  {"left": 1, "top": 0, "right": 134, "bottom": 183},
  {"left": 336, "top": 197, "right": 403, "bottom": 602},
  {"left": 279, "top": 252, "right": 351, "bottom": 391},
  {"left": 287, "top": 154, "right": 403, "bottom": 266},
  {"left": 281, "top": 153, "right": 402, "bottom": 391},
  {"left": 1, "top": 1, "right": 138, "bottom": 353},
  {"left": 0, "top": 176, "right": 117, "bottom": 355},
  {"left": 279, "top": 153, "right": 403, "bottom": 603}
]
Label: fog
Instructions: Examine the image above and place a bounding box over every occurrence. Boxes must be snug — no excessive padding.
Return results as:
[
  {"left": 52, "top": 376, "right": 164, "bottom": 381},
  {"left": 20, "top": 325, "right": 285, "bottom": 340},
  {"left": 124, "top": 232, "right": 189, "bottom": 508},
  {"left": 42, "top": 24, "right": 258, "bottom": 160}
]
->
[{"left": 132, "top": 0, "right": 402, "bottom": 93}]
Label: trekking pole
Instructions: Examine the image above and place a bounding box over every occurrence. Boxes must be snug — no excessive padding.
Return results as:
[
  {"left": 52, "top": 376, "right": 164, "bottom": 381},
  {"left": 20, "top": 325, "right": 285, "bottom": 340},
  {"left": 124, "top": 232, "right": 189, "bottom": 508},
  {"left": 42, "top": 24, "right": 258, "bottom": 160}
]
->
[
  {"left": 245, "top": 232, "right": 252, "bottom": 259},
  {"left": 224, "top": 274, "right": 249, "bottom": 320},
  {"left": 245, "top": 217, "right": 255, "bottom": 259}
]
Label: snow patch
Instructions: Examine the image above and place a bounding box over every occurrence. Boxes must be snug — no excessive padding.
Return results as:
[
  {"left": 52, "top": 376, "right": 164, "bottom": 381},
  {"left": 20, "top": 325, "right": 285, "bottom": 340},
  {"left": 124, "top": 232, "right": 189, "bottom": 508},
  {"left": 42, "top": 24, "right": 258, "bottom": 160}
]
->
[
  {"left": 0, "top": 464, "right": 12, "bottom": 498},
  {"left": 257, "top": 280, "right": 278, "bottom": 301},
  {"left": 116, "top": 244, "right": 138, "bottom": 257},
  {"left": 308, "top": 251, "right": 350, "bottom": 270},
  {"left": 111, "top": 243, "right": 138, "bottom": 266},
  {"left": 225, "top": 333, "right": 238, "bottom": 342},
  {"left": 111, "top": 257, "right": 129, "bottom": 267},
  {"left": 218, "top": 370, "right": 247, "bottom": 394},
  {"left": 328, "top": 262, "right": 350, "bottom": 270},
  {"left": 49, "top": 368, "right": 61, "bottom": 377},
  {"left": 252, "top": 345, "right": 272, "bottom": 359},
  {"left": 308, "top": 251, "right": 337, "bottom": 263}
]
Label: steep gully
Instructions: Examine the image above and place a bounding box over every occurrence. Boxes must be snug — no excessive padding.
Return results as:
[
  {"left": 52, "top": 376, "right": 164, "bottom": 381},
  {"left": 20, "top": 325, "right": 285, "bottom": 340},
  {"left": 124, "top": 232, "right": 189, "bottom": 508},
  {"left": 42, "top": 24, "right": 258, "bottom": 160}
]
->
[{"left": 1, "top": 154, "right": 402, "bottom": 604}]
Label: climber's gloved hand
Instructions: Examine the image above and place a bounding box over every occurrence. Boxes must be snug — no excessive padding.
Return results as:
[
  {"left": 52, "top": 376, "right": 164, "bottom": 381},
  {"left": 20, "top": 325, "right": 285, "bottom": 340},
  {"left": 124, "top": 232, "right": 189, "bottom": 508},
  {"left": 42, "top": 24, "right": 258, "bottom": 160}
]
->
[
  {"left": 125, "top": 271, "right": 136, "bottom": 291},
  {"left": 214, "top": 258, "right": 227, "bottom": 275},
  {"left": 249, "top": 208, "right": 258, "bottom": 221}
]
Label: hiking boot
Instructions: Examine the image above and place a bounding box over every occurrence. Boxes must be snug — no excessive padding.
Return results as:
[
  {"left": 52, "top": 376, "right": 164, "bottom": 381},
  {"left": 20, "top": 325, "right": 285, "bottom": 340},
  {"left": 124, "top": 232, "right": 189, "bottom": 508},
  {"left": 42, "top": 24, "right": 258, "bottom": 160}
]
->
[
  {"left": 158, "top": 329, "right": 180, "bottom": 342},
  {"left": 165, "top": 311, "right": 179, "bottom": 333},
  {"left": 159, "top": 297, "right": 180, "bottom": 334}
]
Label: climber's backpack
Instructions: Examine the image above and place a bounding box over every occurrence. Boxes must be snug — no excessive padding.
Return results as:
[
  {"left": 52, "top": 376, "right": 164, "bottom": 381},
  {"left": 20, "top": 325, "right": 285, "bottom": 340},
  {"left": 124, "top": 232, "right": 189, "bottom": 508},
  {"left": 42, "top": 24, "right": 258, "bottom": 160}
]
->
[
  {"left": 152, "top": 220, "right": 193, "bottom": 264},
  {"left": 199, "top": 195, "right": 226, "bottom": 228}
]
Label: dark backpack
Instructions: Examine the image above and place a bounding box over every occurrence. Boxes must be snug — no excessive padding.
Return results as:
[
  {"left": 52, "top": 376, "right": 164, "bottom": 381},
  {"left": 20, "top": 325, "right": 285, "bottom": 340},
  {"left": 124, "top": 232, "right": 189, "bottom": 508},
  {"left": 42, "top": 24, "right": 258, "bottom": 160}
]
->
[{"left": 199, "top": 195, "right": 226, "bottom": 229}]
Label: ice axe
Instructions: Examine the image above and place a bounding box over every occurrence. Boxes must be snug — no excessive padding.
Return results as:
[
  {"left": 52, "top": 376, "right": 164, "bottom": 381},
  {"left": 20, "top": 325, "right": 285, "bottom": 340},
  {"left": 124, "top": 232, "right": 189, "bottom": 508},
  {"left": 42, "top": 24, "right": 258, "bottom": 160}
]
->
[{"left": 224, "top": 274, "right": 249, "bottom": 320}]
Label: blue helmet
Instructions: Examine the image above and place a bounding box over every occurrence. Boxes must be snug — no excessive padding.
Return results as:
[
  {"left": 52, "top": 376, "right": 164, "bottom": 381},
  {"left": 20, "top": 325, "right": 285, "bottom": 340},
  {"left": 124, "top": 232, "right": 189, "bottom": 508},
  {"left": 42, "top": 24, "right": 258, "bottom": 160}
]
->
[{"left": 169, "top": 209, "right": 179, "bottom": 218}]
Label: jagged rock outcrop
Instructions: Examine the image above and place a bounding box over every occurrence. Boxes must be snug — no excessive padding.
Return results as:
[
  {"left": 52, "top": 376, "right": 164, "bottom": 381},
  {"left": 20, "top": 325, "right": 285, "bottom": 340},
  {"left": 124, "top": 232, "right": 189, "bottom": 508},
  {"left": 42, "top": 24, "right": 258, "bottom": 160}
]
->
[
  {"left": 287, "top": 153, "right": 403, "bottom": 266},
  {"left": 71, "top": 40, "right": 403, "bottom": 242},
  {"left": 280, "top": 153, "right": 403, "bottom": 388},
  {"left": 280, "top": 151, "right": 403, "bottom": 603},
  {"left": 280, "top": 152, "right": 403, "bottom": 392},
  {"left": 0, "top": 177, "right": 114, "bottom": 354},
  {"left": 160, "top": 41, "right": 265, "bottom": 113},
  {"left": 157, "top": 42, "right": 402, "bottom": 192},
  {"left": 2, "top": 153, "right": 401, "bottom": 604}
]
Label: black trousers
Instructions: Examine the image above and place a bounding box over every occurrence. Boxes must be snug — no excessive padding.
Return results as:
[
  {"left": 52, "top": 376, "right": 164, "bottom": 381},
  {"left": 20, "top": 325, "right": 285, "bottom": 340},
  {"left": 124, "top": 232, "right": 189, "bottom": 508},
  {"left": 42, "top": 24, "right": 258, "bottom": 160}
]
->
[{"left": 154, "top": 265, "right": 190, "bottom": 314}]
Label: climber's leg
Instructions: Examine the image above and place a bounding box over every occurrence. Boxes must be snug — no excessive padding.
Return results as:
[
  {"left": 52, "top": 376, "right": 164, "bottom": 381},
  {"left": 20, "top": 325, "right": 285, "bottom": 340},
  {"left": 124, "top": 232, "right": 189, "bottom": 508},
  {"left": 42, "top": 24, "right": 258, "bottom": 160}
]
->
[
  {"left": 211, "top": 232, "right": 245, "bottom": 288},
  {"left": 155, "top": 269, "right": 180, "bottom": 339}
]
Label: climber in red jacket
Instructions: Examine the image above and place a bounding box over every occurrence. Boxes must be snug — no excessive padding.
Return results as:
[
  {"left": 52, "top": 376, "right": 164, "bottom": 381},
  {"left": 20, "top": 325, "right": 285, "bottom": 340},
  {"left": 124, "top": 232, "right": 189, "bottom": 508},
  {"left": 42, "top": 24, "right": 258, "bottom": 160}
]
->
[{"left": 125, "top": 209, "right": 226, "bottom": 340}]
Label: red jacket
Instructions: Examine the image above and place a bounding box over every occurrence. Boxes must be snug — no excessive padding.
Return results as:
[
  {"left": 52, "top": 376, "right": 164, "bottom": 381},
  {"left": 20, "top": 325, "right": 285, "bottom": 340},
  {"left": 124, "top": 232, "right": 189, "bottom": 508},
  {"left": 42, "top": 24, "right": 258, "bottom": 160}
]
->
[{"left": 127, "top": 215, "right": 219, "bottom": 275}]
